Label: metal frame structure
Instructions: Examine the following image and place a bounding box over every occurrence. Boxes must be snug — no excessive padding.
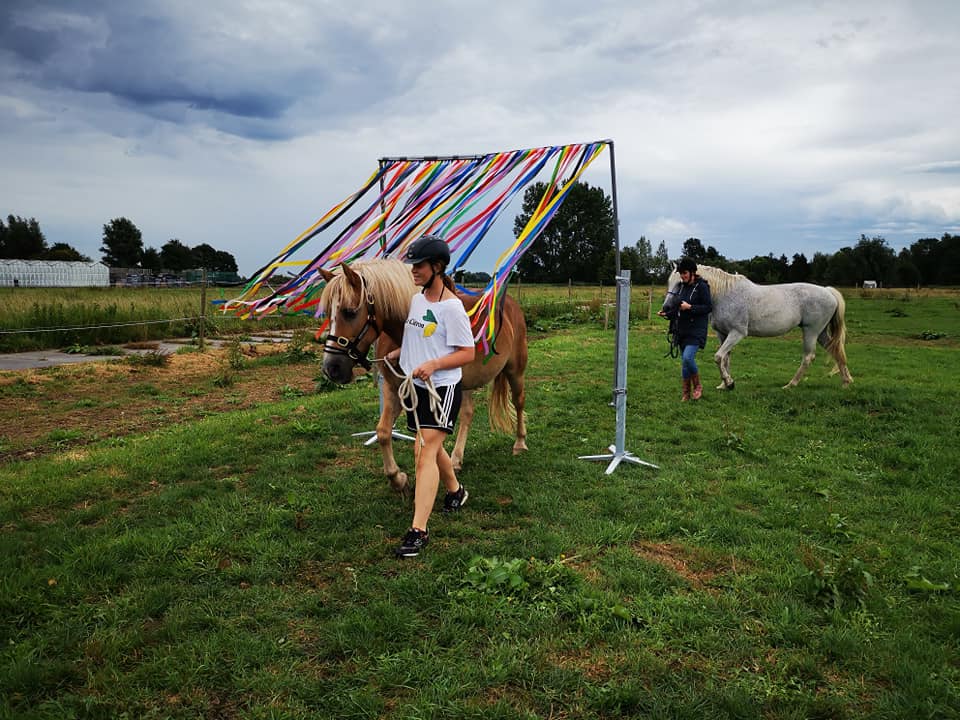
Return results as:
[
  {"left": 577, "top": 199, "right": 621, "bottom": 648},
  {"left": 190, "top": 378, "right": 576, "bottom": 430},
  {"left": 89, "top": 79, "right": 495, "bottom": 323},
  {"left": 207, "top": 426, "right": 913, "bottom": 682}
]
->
[{"left": 347, "top": 140, "right": 657, "bottom": 473}]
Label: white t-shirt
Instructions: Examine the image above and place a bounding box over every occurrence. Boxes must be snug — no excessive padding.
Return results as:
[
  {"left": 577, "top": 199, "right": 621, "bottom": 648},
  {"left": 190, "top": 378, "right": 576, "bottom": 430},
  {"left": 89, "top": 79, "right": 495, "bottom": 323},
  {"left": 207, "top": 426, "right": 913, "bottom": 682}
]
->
[{"left": 399, "top": 291, "right": 474, "bottom": 388}]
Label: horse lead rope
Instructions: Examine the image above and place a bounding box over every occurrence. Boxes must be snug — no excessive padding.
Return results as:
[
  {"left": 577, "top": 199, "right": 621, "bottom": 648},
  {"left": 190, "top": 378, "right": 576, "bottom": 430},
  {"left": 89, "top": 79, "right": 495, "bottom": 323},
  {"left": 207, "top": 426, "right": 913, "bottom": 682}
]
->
[{"left": 377, "top": 358, "right": 452, "bottom": 453}]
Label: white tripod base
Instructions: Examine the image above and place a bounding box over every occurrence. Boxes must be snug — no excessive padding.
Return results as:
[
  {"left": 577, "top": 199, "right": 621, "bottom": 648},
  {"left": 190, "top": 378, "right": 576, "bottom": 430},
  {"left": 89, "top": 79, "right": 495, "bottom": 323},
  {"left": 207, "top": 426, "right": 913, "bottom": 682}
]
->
[
  {"left": 579, "top": 444, "right": 660, "bottom": 475},
  {"left": 352, "top": 429, "right": 416, "bottom": 447}
]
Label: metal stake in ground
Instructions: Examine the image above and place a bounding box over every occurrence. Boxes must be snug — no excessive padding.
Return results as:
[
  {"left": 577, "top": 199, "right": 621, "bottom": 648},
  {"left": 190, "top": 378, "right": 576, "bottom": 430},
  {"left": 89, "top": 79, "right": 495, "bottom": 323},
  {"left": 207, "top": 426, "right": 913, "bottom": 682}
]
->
[
  {"left": 579, "top": 269, "right": 659, "bottom": 474},
  {"left": 352, "top": 339, "right": 416, "bottom": 447}
]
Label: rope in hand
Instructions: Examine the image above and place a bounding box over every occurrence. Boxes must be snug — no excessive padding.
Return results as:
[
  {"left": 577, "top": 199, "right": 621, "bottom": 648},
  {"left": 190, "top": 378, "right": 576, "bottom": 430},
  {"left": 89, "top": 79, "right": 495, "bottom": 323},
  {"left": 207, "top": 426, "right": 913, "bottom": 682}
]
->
[
  {"left": 376, "top": 358, "right": 451, "bottom": 454},
  {"left": 665, "top": 314, "right": 681, "bottom": 359}
]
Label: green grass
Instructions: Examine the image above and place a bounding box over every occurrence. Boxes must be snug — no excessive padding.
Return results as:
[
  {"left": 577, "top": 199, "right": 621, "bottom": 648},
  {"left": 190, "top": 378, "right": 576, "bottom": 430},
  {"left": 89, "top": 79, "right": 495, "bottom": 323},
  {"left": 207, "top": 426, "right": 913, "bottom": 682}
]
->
[
  {"left": 0, "top": 287, "right": 314, "bottom": 352},
  {"left": 1, "top": 292, "right": 959, "bottom": 718}
]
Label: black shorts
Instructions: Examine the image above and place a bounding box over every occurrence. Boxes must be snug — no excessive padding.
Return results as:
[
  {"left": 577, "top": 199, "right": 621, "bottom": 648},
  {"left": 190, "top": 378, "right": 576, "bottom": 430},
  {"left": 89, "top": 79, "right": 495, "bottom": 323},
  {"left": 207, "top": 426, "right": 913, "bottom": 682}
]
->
[{"left": 406, "top": 382, "right": 462, "bottom": 435}]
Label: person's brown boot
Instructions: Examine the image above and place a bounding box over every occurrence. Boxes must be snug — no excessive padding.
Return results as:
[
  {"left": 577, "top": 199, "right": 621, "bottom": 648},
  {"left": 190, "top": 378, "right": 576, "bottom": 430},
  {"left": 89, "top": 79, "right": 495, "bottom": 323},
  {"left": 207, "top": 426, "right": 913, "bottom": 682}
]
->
[
  {"left": 681, "top": 377, "right": 691, "bottom": 402},
  {"left": 691, "top": 373, "right": 703, "bottom": 400}
]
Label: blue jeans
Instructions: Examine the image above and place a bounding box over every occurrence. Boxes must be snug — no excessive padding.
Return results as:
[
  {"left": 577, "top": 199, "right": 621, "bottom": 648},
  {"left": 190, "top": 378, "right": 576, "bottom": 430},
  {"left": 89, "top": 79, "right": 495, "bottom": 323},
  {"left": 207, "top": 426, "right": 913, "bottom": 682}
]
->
[{"left": 681, "top": 344, "right": 700, "bottom": 379}]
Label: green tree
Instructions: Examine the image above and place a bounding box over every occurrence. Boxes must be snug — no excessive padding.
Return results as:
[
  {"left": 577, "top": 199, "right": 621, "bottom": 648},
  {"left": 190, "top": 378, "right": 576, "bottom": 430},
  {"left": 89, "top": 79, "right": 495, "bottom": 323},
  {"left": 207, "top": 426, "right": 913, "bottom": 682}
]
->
[
  {"left": 632, "top": 236, "right": 655, "bottom": 282},
  {"left": 100, "top": 217, "right": 143, "bottom": 267},
  {"left": 825, "top": 247, "right": 858, "bottom": 286},
  {"left": 160, "top": 239, "right": 193, "bottom": 271},
  {"left": 45, "top": 242, "right": 90, "bottom": 262},
  {"left": 652, "top": 240, "right": 671, "bottom": 282},
  {"left": 894, "top": 248, "right": 921, "bottom": 287},
  {"left": 852, "top": 235, "right": 896, "bottom": 286},
  {"left": 514, "top": 181, "right": 615, "bottom": 283},
  {"left": 809, "top": 252, "right": 830, "bottom": 284},
  {"left": 1, "top": 215, "right": 48, "bottom": 259},
  {"left": 935, "top": 233, "right": 960, "bottom": 284},
  {"left": 702, "top": 244, "right": 727, "bottom": 266},
  {"left": 212, "top": 250, "right": 238, "bottom": 273},
  {"left": 600, "top": 236, "right": 654, "bottom": 282},
  {"left": 141, "top": 247, "right": 163, "bottom": 271},
  {"left": 191, "top": 243, "right": 219, "bottom": 270},
  {"left": 907, "top": 237, "right": 941, "bottom": 285},
  {"left": 681, "top": 237, "right": 706, "bottom": 263},
  {"left": 735, "top": 254, "right": 789, "bottom": 283},
  {"left": 788, "top": 253, "right": 810, "bottom": 283}
]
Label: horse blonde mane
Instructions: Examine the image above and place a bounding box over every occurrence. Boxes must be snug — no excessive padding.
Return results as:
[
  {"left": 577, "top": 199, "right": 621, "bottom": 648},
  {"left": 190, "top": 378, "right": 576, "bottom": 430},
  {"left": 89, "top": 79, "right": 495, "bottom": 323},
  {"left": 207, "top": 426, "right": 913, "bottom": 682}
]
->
[
  {"left": 689, "top": 264, "right": 746, "bottom": 298},
  {"left": 318, "top": 258, "right": 417, "bottom": 321}
]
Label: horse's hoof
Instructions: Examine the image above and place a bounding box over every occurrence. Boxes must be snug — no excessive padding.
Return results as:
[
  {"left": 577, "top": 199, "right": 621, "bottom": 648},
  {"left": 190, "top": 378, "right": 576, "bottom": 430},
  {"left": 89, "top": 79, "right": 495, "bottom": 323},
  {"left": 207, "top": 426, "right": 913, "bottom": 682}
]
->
[
  {"left": 512, "top": 441, "right": 528, "bottom": 456},
  {"left": 389, "top": 471, "right": 408, "bottom": 492}
]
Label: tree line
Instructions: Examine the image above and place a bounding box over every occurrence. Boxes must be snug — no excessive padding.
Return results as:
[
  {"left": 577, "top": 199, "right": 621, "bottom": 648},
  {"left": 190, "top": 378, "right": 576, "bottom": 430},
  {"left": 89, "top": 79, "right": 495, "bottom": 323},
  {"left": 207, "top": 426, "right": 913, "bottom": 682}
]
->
[
  {"left": 7, "top": 189, "right": 958, "bottom": 286},
  {"left": 512, "top": 183, "right": 960, "bottom": 287},
  {"left": 1, "top": 215, "right": 238, "bottom": 273}
]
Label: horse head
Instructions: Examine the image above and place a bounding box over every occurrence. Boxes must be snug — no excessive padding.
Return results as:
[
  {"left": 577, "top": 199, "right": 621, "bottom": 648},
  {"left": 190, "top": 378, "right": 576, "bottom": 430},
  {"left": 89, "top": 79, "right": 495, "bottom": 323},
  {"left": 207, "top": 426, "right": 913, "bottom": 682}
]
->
[
  {"left": 660, "top": 266, "right": 683, "bottom": 316},
  {"left": 319, "top": 262, "right": 380, "bottom": 384}
]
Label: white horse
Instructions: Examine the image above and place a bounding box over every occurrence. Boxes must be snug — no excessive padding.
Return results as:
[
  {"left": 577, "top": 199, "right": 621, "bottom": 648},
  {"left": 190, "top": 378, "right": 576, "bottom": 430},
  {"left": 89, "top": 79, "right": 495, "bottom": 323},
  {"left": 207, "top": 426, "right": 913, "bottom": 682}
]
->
[{"left": 663, "top": 265, "right": 853, "bottom": 389}]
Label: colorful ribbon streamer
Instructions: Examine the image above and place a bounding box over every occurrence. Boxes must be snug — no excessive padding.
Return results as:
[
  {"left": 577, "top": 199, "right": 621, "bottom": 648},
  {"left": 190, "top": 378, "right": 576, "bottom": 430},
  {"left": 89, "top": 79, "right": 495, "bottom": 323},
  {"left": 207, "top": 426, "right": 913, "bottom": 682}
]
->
[{"left": 223, "top": 142, "right": 609, "bottom": 354}]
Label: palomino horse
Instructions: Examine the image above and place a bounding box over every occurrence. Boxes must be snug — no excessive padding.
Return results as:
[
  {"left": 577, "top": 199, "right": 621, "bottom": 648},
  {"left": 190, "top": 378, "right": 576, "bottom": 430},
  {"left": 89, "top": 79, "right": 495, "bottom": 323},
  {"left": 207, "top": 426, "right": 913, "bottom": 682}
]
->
[
  {"left": 318, "top": 259, "right": 528, "bottom": 491},
  {"left": 662, "top": 264, "right": 853, "bottom": 389}
]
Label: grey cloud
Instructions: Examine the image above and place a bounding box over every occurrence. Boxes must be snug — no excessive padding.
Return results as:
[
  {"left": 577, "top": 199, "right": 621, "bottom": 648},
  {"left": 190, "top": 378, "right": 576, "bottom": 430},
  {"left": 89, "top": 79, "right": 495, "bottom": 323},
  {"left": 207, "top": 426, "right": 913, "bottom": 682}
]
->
[
  {"left": 1, "top": 2, "right": 415, "bottom": 140},
  {"left": 906, "top": 161, "right": 960, "bottom": 175}
]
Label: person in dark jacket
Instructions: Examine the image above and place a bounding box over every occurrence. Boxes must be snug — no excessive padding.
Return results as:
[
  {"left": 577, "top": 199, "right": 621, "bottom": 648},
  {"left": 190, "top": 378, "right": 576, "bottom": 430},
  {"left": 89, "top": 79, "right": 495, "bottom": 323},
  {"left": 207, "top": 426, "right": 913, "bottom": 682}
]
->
[{"left": 658, "top": 257, "right": 713, "bottom": 400}]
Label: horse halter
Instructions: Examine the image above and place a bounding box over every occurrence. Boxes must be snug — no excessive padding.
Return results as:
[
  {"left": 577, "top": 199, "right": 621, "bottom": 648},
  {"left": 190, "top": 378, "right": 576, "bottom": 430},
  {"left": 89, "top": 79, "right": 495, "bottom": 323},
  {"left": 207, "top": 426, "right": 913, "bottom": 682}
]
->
[
  {"left": 662, "top": 282, "right": 684, "bottom": 358},
  {"left": 323, "top": 273, "right": 379, "bottom": 371}
]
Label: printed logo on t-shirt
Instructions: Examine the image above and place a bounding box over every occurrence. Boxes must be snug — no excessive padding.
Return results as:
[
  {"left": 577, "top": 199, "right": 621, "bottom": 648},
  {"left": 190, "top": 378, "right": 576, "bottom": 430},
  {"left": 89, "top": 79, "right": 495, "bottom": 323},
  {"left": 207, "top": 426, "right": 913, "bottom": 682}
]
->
[{"left": 421, "top": 309, "right": 438, "bottom": 337}]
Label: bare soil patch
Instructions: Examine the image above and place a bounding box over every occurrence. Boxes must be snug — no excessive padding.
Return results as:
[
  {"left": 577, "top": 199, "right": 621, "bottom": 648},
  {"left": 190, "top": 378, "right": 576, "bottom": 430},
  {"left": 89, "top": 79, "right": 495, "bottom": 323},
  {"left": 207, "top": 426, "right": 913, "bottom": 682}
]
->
[
  {"left": 632, "top": 540, "right": 738, "bottom": 589},
  {"left": 0, "top": 343, "right": 322, "bottom": 463}
]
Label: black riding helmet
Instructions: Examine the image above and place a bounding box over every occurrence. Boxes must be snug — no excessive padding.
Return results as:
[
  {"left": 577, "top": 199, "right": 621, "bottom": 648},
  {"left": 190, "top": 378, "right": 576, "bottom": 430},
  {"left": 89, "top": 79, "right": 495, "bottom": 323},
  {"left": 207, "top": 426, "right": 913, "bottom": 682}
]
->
[{"left": 402, "top": 234, "right": 451, "bottom": 265}]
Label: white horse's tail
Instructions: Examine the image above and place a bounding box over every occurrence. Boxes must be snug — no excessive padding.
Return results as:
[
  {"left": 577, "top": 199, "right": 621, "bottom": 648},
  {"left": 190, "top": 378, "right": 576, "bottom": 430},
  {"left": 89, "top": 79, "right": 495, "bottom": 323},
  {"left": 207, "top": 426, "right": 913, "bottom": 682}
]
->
[{"left": 826, "top": 287, "right": 853, "bottom": 383}]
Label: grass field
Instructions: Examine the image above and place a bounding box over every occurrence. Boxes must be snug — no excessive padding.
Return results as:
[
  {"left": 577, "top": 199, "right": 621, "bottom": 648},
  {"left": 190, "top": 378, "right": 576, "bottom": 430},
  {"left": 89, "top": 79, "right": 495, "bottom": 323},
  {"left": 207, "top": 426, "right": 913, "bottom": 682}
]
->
[
  {"left": 1, "top": 287, "right": 958, "bottom": 718},
  {"left": 0, "top": 282, "right": 645, "bottom": 353},
  {"left": 0, "top": 287, "right": 316, "bottom": 352}
]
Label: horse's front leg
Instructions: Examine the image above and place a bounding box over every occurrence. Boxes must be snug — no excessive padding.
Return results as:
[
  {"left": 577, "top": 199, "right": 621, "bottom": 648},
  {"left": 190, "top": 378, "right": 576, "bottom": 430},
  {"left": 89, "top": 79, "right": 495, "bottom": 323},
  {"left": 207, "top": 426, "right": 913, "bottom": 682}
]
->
[
  {"left": 784, "top": 329, "right": 818, "bottom": 388},
  {"left": 377, "top": 377, "right": 408, "bottom": 492},
  {"left": 450, "top": 390, "right": 474, "bottom": 471},
  {"left": 713, "top": 330, "right": 742, "bottom": 390}
]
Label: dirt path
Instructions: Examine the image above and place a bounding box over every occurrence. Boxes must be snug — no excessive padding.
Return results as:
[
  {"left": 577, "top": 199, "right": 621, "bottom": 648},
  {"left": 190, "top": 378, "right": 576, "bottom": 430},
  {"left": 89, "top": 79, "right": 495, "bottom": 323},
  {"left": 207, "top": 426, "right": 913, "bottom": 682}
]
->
[
  {"left": 0, "top": 340, "right": 327, "bottom": 464},
  {"left": 0, "top": 333, "right": 294, "bottom": 371}
]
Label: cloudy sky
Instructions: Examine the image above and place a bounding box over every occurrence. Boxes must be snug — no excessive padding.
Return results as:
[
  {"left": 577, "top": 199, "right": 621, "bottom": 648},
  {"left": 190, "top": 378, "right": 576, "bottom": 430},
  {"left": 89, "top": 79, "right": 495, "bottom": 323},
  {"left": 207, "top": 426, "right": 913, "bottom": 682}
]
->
[{"left": 2, "top": 0, "right": 958, "bottom": 276}]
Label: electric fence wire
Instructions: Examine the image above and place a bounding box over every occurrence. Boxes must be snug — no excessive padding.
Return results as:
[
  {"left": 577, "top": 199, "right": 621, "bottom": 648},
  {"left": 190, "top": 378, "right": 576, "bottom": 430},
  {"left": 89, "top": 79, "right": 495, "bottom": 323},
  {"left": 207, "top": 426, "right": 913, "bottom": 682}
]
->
[{"left": 0, "top": 317, "right": 203, "bottom": 335}]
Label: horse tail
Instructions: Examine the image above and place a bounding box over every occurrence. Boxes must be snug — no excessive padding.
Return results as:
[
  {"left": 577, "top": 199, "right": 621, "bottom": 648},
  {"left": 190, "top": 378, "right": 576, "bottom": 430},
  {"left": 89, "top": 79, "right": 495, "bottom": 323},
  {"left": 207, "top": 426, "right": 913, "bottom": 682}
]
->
[
  {"left": 488, "top": 371, "right": 515, "bottom": 434},
  {"left": 825, "top": 287, "right": 849, "bottom": 371},
  {"left": 488, "top": 300, "right": 525, "bottom": 434}
]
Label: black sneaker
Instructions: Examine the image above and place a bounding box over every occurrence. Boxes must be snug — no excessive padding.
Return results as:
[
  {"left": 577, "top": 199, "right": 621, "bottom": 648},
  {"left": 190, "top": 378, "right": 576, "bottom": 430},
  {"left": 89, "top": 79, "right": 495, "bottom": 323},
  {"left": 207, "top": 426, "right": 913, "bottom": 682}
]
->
[
  {"left": 395, "top": 528, "right": 429, "bottom": 557},
  {"left": 442, "top": 484, "right": 469, "bottom": 513}
]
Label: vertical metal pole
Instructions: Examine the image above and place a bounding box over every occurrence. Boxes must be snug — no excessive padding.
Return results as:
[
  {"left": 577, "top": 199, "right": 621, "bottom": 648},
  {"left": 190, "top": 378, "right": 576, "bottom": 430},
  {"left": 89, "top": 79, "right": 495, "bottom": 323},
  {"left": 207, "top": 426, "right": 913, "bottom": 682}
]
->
[
  {"left": 199, "top": 267, "right": 207, "bottom": 351},
  {"left": 606, "top": 140, "right": 622, "bottom": 401},
  {"left": 607, "top": 140, "right": 622, "bottom": 277},
  {"left": 579, "top": 268, "right": 658, "bottom": 474},
  {"left": 377, "top": 158, "right": 388, "bottom": 256},
  {"left": 613, "top": 270, "right": 630, "bottom": 455}
]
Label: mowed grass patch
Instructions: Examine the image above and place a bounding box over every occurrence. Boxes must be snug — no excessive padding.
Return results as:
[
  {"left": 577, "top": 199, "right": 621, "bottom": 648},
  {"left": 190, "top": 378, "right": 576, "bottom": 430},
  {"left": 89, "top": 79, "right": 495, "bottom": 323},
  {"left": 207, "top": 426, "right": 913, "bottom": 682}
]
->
[{"left": 1, "top": 294, "right": 959, "bottom": 718}]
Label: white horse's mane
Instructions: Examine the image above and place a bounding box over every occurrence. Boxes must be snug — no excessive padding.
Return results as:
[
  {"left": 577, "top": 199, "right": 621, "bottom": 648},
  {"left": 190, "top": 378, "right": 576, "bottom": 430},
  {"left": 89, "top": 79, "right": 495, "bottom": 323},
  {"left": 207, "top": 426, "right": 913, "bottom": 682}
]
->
[{"left": 687, "top": 264, "right": 746, "bottom": 298}]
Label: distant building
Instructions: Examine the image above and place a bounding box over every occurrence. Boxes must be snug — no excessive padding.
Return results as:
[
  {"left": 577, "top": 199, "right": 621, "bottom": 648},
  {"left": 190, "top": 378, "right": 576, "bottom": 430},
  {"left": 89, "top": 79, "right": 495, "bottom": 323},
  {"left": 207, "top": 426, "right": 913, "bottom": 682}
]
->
[
  {"left": 0, "top": 260, "right": 110, "bottom": 288},
  {"left": 862, "top": 280, "right": 878, "bottom": 289}
]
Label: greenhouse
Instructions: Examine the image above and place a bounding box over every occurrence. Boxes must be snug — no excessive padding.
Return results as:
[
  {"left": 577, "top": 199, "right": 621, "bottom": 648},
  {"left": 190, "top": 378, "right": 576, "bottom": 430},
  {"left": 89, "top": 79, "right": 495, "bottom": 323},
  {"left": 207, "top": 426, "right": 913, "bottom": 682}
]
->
[{"left": 0, "top": 260, "right": 110, "bottom": 287}]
